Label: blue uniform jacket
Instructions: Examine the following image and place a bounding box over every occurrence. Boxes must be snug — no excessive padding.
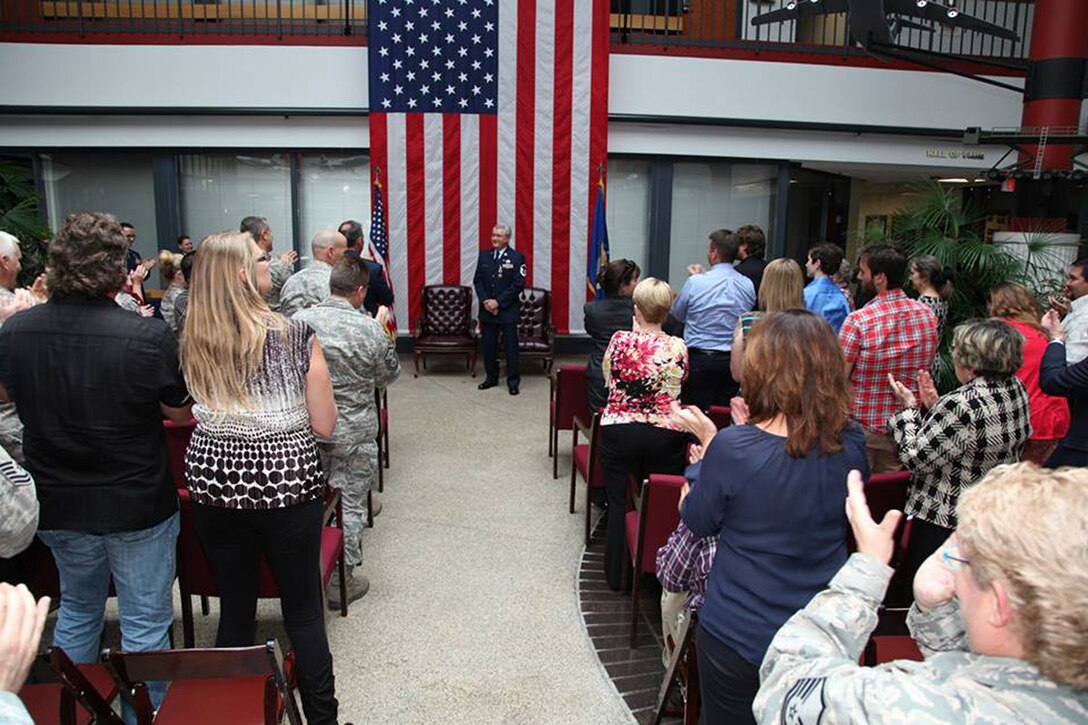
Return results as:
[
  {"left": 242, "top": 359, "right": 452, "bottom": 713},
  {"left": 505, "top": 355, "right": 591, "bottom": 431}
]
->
[{"left": 473, "top": 246, "right": 526, "bottom": 325}]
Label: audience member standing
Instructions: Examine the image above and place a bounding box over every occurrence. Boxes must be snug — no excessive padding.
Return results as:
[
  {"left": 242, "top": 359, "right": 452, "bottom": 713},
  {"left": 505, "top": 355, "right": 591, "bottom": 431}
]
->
[
  {"left": 0, "top": 212, "right": 191, "bottom": 718},
  {"left": 989, "top": 282, "right": 1069, "bottom": 465},
  {"left": 173, "top": 252, "right": 194, "bottom": 335},
  {"left": 157, "top": 249, "right": 186, "bottom": 335},
  {"left": 909, "top": 254, "right": 954, "bottom": 382},
  {"left": 671, "top": 230, "right": 755, "bottom": 411},
  {"left": 0, "top": 233, "right": 29, "bottom": 463},
  {"left": 673, "top": 310, "right": 868, "bottom": 725},
  {"left": 730, "top": 257, "right": 804, "bottom": 383},
  {"left": 240, "top": 216, "right": 297, "bottom": 313},
  {"left": 755, "top": 464, "right": 1088, "bottom": 724},
  {"left": 337, "top": 220, "right": 396, "bottom": 317},
  {"left": 804, "top": 243, "right": 851, "bottom": 333},
  {"left": 840, "top": 243, "right": 937, "bottom": 473},
  {"left": 295, "top": 257, "right": 400, "bottom": 609},
  {"left": 733, "top": 224, "right": 768, "bottom": 296},
  {"left": 583, "top": 259, "right": 640, "bottom": 414},
  {"left": 1039, "top": 307, "right": 1088, "bottom": 467},
  {"left": 473, "top": 224, "right": 526, "bottom": 395},
  {"left": 279, "top": 229, "right": 349, "bottom": 318},
  {"left": 176, "top": 235, "right": 194, "bottom": 254},
  {"left": 120, "top": 221, "right": 142, "bottom": 273},
  {"left": 598, "top": 278, "right": 688, "bottom": 591},
  {"left": 888, "top": 319, "right": 1030, "bottom": 583},
  {"left": 1051, "top": 257, "right": 1088, "bottom": 364},
  {"left": 181, "top": 231, "right": 339, "bottom": 724}
]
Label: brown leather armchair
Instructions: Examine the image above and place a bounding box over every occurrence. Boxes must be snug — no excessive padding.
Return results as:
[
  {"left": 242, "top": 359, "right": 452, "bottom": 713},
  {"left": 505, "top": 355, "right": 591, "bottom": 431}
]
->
[
  {"left": 413, "top": 285, "right": 477, "bottom": 377},
  {"left": 516, "top": 287, "right": 555, "bottom": 374}
]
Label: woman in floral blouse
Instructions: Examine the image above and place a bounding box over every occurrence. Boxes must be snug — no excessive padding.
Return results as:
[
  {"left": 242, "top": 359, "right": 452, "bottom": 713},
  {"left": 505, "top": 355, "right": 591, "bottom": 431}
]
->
[{"left": 597, "top": 277, "right": 688, "bottom": 590}]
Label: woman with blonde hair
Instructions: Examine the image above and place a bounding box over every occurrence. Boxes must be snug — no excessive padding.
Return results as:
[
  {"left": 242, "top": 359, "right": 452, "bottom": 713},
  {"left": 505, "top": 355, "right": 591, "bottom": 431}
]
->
[
  {"left": 180, "top": 231, "right": 340, "bottom": 724},
  {"left": 730, "top": 257, "right": 805, "bottom": 382},
  {"left": 989, "top": 282, "right": 1069, "bottom": 464},
  {"left": 157, "top": 249, "right": 186, "bottom": 334},
  {"left": 673, "top": 309, "right": 867, "bottom": 723},
  {"left": 597, "top": 277, "right": 688, "bottom": 590}
]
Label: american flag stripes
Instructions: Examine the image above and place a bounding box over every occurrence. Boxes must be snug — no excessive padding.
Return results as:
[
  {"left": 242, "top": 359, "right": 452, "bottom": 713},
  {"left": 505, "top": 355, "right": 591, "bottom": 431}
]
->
[
  {"left": 368, "top": 0, "right": 610, "bottom": 334},
  {"left": 367, "top": 180, "right": 398, "bottom": 336}
]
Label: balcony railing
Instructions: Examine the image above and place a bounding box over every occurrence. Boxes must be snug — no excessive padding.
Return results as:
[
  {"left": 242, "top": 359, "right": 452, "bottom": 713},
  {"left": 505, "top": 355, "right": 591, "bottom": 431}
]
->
[{"left": 0, "top": 0, "right": 1033, "bottom": 63}]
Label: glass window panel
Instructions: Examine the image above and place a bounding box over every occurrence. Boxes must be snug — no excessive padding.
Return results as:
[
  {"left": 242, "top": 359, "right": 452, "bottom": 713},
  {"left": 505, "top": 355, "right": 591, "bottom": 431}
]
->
[
  {"left": 605, "top": 158, "right": 651, "bottom": 275},
  {"left": 298, "top": 154, "right": 371, "bottom": 254},
  {"left": 668, "top": 162, "right": 777, "bottom": 286},
  {"left": 178, "top": 153, "right": 292, "bottom": 256},
  {"left": 40, "top": 152, "right": 158, "bottom": 281}
]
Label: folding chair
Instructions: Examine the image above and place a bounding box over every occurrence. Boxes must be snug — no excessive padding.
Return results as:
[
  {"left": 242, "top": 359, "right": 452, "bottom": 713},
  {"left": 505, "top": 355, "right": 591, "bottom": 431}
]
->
[
  {"left": 176, "top": 488, "right": 347, "bottom": 648},
  {"left": 549, "top": 365, "right": 589, "bottom": 479},
  {"left": 19, "top": 647, "right": 121, "bottom": 725},
  {"left": 568, "top": 412, "right": 606, "bottom": 546},
  {"left": 625, "top": 474, "right": 686, "bottom": 649},
  {"left": 653, "top": 610, "right": 700, "bottom": 725},
  {"left": 102, "top": 640, "right": 301, "bottom": 725}
]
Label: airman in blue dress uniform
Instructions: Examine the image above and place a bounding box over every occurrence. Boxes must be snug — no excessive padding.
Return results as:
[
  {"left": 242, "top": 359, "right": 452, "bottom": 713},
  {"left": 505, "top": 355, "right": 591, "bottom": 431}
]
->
[{"left": 473, "top": 224, "right": 526, "bottom": 395}]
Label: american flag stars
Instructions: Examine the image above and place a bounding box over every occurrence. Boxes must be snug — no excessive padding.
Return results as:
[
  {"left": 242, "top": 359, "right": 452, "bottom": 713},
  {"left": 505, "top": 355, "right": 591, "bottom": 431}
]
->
[{"left": 369, "top": 0, "right": 498, "bottom": 115}]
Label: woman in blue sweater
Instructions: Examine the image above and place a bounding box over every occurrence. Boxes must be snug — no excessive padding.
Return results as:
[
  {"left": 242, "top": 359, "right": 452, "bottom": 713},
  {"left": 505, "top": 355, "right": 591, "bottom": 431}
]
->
[{"left": 674, "top": 309, "right": 868, "bottom": 724}]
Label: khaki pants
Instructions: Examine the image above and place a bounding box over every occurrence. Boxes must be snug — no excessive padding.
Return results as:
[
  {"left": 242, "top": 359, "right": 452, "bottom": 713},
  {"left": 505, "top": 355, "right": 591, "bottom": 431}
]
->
[{"left": 864, "top": 428, "right": 903, "bottom": 474}]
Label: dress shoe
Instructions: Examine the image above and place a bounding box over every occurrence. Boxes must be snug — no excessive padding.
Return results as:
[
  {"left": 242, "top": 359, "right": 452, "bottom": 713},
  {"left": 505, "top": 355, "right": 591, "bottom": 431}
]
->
[
  {"left": 509, "top": 386, "right": 519, "bottom": 396},
  {"left": 478, "top": 379, "right": 499, "bottom": 390}
]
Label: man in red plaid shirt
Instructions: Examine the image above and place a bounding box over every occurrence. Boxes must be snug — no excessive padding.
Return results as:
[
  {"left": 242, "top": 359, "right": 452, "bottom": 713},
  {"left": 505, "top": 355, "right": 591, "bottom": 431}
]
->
[{"left": 840, "top": 243, "right": 937, "bottom": 473}]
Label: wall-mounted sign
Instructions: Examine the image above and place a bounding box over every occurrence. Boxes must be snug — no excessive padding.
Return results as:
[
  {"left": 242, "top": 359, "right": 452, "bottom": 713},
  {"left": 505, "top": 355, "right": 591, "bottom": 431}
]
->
[{"left": 926, "top": 148, "right": 986, "bottom": 160}]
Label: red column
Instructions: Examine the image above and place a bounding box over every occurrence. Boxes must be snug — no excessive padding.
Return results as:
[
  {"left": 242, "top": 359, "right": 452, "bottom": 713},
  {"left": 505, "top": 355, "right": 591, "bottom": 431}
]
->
[{"left": 1019, "top": 0, "right": 1088, "bottom": 171}]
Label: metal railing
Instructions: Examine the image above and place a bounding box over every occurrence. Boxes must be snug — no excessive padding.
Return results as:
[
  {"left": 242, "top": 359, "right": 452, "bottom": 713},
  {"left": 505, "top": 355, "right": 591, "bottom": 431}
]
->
[
  {"left": 0, "top": 0, "right": 367, "bottom": 39},
  {"left": 610, "top": 0, "right": 1033, "bottom": 61},
  {"left": 0, "top": 0, "right": 1032, "bottom": 62}
]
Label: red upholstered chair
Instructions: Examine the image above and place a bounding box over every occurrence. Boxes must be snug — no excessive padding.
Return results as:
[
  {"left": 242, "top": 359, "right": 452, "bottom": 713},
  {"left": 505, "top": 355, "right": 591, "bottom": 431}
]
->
[
  {"left": 706, "top": 405, "right": 731, "bottom": 430},
  {"left": 848, "top": 470, "right": 911, "bottom": 556},
  {"left": 869, "top": 635, "right": 924, "bottom": 664},
  {"left": 162, "top": 418, "right": 196, "bottom": 490},
  {"left": 20, "top": 647, "right": 121, "bottom": 725},
  {"left": 569, "top": 412, "right": 606, "bottom": 546},
  {"left": 549, "top": 365, "right": 589, "bottom": 479},
  {"left": 375, "top": 389, "right": 389, "bottom": 494},
  {"left": 515, "top": 287, "right": 555, "bottom": 373},
  {"left": 625, "top": 474, "right": 685, "bottom": 649},
  {"left": 412, "top": 285, "right": 477, "bottom": 377},
  {"left": 176, "top": 488, "right": 347, "bottom": 648},
  {"left": 102, "top": 640, "right": 301, "bottom": 725}
]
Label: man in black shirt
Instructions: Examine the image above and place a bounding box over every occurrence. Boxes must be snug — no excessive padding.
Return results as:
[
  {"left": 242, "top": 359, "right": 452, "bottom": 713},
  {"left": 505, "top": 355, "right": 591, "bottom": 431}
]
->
[
  {"left": 734, "top": 224, "right": 768, "bottom": 299},
  {"left": 0, "top": 212, "right": 191, "bottom": 717}
]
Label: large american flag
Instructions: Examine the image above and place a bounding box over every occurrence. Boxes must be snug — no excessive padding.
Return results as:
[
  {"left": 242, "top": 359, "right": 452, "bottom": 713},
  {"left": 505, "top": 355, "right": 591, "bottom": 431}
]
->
[{"left": 368, "top": 0, "right": 610, "bottom": 334}]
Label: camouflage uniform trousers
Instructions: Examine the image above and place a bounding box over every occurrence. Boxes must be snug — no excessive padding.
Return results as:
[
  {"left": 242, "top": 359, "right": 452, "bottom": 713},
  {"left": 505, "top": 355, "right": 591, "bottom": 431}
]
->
[{"left": 319, "top": 439, "right": 378, "bottom": 569}]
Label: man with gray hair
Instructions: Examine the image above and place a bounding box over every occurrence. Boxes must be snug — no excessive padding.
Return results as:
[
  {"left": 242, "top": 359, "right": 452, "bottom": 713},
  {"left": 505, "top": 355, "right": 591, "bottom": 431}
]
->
[
  {"left": 0, "top": 232, "right": 45, "bottom": 463},
  {"left": 278, "top": 228, "right": 348, "bottom": 318},
  {"left": 295, "top": 257, "right": 399, "bottom": 608},
  {"left": 239, "top": 216, "right": 297, "bottom": 312}
]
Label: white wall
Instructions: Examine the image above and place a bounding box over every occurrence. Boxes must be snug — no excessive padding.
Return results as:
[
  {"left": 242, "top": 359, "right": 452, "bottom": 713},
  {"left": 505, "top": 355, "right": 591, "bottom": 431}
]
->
[{"left": 0, "top": 42, "right": 1028, "bottom": 158}]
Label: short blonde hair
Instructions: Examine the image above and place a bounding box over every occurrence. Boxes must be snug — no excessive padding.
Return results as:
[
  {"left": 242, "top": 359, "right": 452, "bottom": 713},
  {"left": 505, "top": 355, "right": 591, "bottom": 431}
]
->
[
  {"left": 952, "top": 319, "right": 1022, "bottom": 378},
  {"left": 957, "top": 463, "right": 1088, "bottom": 691},
  {"left": 632, "top": 277, "right": 672, "bottom": 325},
  {"left": 758, "top": 258, "right": 805, "bottom": 312}
]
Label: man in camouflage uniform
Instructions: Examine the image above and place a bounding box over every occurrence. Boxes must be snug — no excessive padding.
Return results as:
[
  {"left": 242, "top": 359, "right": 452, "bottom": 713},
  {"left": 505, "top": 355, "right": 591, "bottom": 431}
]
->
[
  {"left": 755, "top": 466, "right": 1088, "bottom": 724},
  {"left": 295, "top": 256, "right": 400, "bottom": 608},
  {"left": 279, "top": 228, "right": 348, "bottom": 318},
  {"left": 240, "top": 216, "right": 296, "bottom": 312}
]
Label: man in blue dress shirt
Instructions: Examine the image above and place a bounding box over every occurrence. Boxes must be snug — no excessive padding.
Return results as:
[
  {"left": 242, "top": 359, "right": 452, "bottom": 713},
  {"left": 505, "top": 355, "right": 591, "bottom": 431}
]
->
[
  {"left": 804, "top": 243, "right": 852, "bottom": 334},
  {"left": 671, "top": 230, "right": 756, "bottom": 411},
  {"left": 473, "top": 224, "right": 526, "bottom": 395}
]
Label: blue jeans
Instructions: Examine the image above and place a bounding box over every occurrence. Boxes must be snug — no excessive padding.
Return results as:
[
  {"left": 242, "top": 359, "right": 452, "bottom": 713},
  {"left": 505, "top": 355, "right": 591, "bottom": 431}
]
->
[{"left": 38, "top": 512, "right": 179, "bottom": 721}]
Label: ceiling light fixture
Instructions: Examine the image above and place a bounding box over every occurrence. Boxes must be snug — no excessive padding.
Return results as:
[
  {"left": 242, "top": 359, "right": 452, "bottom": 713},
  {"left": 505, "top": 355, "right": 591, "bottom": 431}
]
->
[
  {"left": 916, "top": 0, "right": 927, "bottom": 6},
  {"left": 947, "top": 0, "right": 959, "bottom": 18},
  {"left": 786, "top": 1, "right": 797, "bottom": 8}
]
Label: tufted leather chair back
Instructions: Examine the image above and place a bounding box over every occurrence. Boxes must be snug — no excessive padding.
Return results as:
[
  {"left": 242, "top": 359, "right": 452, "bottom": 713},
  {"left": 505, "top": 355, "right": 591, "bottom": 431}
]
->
[
  {"left": 517, "top": 287, "right": 551, "bottom": 350},
  {"left": 420, "top": 285, "right": 473, "bottom": 337}
]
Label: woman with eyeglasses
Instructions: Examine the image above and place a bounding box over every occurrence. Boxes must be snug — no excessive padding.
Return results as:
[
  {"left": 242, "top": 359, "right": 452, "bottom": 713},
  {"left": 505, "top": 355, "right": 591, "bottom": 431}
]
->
[{"left": 180, "top": 231, "right": 340, "bottom": 724}]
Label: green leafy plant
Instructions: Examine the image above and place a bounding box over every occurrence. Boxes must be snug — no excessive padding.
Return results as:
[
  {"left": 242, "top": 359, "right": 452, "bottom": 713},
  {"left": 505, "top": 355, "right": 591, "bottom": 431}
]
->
[
  {"left": 0, "top": 159, "right": 51, "bottom": 287},
  {"left": 871, "top": 180, "right": 1075, "bottom": 390}
]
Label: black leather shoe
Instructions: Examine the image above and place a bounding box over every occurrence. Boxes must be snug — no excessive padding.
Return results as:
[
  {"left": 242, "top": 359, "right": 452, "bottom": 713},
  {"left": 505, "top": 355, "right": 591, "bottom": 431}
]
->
[
  {"left": 478, "top": 380, "right": 498, "bottom": 390},
  {"left": 509, "top": 386, "right": 519, "bottom": 396}
]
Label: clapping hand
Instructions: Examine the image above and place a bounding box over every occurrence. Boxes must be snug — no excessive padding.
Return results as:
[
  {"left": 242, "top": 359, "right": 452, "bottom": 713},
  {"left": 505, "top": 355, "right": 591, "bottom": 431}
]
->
[
  {"left": 1041, "top": 309, "right": 1064, "bottom": 341},
  {"left": 844, "top": 470, "right": 903, "bottom": 566},
  {"left": 279, "top": 250, "right": 299, "bottom": 267},
  {"left": 138, "top": 304, "right": 155, "bottom": 318},
  {"left": 30, "top": 274, "right": 48, "bottom": 302},
  {"left": 888, "top": 374, "right": 917, "bottom": 408},
  {"left": 913, "top": 534, "right": 959, "bottom": 611},
  {"left": 687, "top": 263, "right": 705, "bottom": 276},
  {"left": 917, "top": 370, "right": 939, "bottom": 410},
  {"left": 0, "top": 583, "right": 50, "bottom": 694},
  {"left": 729, "top": 396, "right": 749, "bottom": 426},
  {"left": 688, "top": 443, "right": 705, "bottom": 465},
  {"left": 669, "top": 401, "right": 718, "bottom": 448},
  {"left": 1048, "top": 295, "right": 1070, "bottom": 317}
]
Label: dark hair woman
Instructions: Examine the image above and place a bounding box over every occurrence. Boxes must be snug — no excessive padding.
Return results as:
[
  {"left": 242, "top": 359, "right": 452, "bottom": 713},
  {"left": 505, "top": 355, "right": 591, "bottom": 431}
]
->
[
  {"left": 582, "top": 258, "right": 640, "bottom": 413},
  {"left": 672, "top": 309, "right": 868, "bottom": 724}
]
